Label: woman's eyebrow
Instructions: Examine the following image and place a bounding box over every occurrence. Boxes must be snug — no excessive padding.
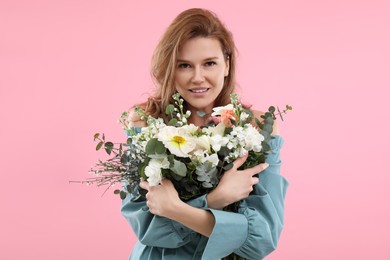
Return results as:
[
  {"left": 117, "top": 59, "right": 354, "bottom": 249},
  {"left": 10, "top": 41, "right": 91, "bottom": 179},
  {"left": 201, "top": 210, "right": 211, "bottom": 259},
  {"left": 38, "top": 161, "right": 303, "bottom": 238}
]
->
[{"left": 177, "top": 57, "right": 219, "bottom": 62}]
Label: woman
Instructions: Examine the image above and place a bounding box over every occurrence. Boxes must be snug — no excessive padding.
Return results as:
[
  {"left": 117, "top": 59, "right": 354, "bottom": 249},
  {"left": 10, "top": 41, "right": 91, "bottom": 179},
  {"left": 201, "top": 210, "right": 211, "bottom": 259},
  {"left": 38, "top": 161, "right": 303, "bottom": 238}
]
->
[{"left": 121, "top": 8, "right": 288, "bottom": 260}]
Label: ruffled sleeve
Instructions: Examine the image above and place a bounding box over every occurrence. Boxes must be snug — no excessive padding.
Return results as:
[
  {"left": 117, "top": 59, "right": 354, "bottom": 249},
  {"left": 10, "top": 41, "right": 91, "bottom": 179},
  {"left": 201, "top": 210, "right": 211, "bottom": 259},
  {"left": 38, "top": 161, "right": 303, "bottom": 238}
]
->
[{"left": 201, "top": 135, "right": 289, "bottom": 260}]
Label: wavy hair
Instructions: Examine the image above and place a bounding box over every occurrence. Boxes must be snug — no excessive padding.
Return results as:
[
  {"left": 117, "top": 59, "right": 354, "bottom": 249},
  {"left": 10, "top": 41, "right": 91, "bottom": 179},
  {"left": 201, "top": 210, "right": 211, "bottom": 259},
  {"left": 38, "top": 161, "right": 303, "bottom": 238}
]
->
[{"left": 138, "top": 8, "right": 238, "bottom": 119}]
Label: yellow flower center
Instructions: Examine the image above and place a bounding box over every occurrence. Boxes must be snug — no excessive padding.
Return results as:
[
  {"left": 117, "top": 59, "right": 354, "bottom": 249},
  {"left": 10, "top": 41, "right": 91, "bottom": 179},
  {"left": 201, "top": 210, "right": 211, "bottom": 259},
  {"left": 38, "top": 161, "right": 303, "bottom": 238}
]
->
[{"left": 172, "top": 136, "right": 186, "bottom": 144}]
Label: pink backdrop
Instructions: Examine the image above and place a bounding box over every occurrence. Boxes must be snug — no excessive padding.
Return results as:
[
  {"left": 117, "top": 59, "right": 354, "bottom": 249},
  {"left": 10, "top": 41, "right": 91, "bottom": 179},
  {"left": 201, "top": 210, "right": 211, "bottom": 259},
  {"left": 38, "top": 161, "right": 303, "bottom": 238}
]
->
[{"left": 1, "top": 0, "right": 389, "bottom": 259}]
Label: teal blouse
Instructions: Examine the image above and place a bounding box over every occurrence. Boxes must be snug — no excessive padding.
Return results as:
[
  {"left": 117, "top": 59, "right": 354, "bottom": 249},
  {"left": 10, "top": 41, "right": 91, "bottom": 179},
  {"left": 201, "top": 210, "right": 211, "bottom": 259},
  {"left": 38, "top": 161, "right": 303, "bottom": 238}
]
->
[{"left": 121, "top": 127, "right": 288, "bottom": 260}]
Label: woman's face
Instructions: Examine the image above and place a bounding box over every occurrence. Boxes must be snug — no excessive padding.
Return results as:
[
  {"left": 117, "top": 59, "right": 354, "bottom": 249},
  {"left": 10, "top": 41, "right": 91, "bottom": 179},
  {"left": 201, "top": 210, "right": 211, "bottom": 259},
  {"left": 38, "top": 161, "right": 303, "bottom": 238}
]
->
[{"left": 174, "top": 37, "right": 229, "bottom": 114}]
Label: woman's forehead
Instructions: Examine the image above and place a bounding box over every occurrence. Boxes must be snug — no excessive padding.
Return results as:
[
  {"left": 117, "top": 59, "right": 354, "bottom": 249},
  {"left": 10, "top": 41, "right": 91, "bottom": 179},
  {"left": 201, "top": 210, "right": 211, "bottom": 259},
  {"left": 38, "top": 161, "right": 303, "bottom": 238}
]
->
[{"left": 177, "top": 37, "right": 224, "bottom": 61}]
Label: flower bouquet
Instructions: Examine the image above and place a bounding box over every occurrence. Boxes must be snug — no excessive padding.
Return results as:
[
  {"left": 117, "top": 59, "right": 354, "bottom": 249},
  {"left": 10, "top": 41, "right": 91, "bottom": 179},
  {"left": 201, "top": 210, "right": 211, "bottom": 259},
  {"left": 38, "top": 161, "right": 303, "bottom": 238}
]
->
[
  {"left": 84, "top": 93, "right": 291, "bottom": 206},
  {"left": 78, "top": 93, "right": 291, "bottom": 260}
]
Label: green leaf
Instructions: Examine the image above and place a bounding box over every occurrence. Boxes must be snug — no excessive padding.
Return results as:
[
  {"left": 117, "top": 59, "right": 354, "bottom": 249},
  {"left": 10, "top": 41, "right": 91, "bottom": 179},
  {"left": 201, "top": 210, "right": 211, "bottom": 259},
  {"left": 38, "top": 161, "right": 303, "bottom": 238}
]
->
[
  {"left": 255, "top": 117, "right": 263, "bottom": 129},
  {"left": 104, "top": 142, "right": 114, "bottom": 155},
  {"left": 93, "top": 133, "right": 100, "bottom": 141},
  {"left": 165, "top": 104, "right": 175, "bottom": 115},
  {"left": 126, "top": 185, "right": 132, "bottom": 193},
  {"left": 120, "top": 191, "right": 127, "bottom": 200},
  {"left": 96, "top": 141, "right": 104, "bottom": 151},
  {"left": 120, "top": 154, "right": 130, "bottom": 164},
  {"left": 171, "top": 159, "right": 187, "bottom": 177},
  {"left": 145, "top": 138, "right": 166, "bottom": 155},
  {"left": 277, "top": 106, "right": 284, "bottom": 121},
  {"left": 167, "top": 154, "right": 175, "bottom": 166},
  {"left": 138, "top": 159, "right": 149, "bottom": 180},
  {"left": 113, "top": 189, "right": 121, "bottom": 194},
  {"left": 168, "top": 118, "right": 178, "bottom": 126},
  {"left": 223, "top": 163, "right": 233, "bottom": 171},
  {"left": 218, "top": 146, "right": 230, "bottom": 158},
  {"left": 286, "top": 105, "right": 293, "bottom": 110},
  {"left": 263, "top": 124, "right": 273, "bottom": 133}
]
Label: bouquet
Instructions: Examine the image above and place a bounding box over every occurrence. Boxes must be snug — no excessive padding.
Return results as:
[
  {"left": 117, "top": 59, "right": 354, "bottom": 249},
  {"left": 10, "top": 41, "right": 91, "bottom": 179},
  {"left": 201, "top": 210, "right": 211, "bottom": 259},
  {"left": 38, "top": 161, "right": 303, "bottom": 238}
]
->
[
  {"left": 84, "top": 93, "right": 291, "bottom": 206},
  {"left": 79, "top": 93, "right": 291, "bottom": 260}
]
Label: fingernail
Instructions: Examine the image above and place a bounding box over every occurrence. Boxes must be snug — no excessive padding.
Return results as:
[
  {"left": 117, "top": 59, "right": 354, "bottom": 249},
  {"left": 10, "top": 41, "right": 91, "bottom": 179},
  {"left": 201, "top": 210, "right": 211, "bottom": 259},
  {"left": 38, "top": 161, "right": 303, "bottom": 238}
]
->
[{"left": 264, "top": 163, "right": 269, "bottom": 169}]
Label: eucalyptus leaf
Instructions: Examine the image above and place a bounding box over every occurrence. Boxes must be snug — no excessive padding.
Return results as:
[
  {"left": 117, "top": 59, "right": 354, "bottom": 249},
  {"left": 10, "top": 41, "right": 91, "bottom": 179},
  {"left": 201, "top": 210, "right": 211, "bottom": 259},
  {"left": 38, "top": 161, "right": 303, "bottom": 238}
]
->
[
  {"left": 145, "top": 138, "right": 165, "bottom": 155},
  {"left": 255, "top": 117, "right": 263, "bottom": 129},
  {"left": 171, "top": 159, "right": 187, "bottom": 177},
  {"left": 218, "top": 146, "right": 230, "bottom": 158},
  {"left": 96, "top": 141, "right": 104, "bottom": 151},
  {"left": 113, "top": 189, "right": 121, "bottom": 194},
  {"left": 165, "top": 104, "right": 175, "bottom": 115},
  {"left": 223, "top": 163, "right": 233, "bottom": 171},
  {"left": 197, "top": 174, "right": 210, "bottom": 182},
  {"left": 268, "top": 106, "right": 275, "bottom": 113},
  {"left": 120, "top": 190, "right": 127, "bottom": 200},
  {"left": 168, "top": 118, "right": 178, "bottom": 126},
  {"left": 202, "top": 182, "right": 213, "bottom": 188},
  {"left": 94, "top": 133, "right": 100, "bottom": 141},
  {"left": 104, "top": 142, "right": 114, "bottom": 155},
  {"left": 263, "top": 124, "right": 273, "bottom": 133},
  {"left": 120, "top": 154, "right": 130, "bottom": 164}
]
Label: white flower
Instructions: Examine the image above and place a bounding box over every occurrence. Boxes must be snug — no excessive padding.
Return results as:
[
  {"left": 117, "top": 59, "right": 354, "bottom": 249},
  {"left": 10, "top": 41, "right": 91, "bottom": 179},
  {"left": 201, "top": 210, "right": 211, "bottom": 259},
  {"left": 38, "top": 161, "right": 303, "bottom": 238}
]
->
[
  {"left": 202, "top": 122, "right": 225, "bottom": 136},
  {"left": 160, "top": 157, "right": 170, "bottom": 169},
  {"left": 205, "top": 153, "right": 219, "bottom": 167},
  {"left": 210, "top": 134, "right": 229, "bottom": 152},
  {"left": 195, "top": 135, "right": 211, "bottom": 153},
  {"left": 183, "top": 124, "right": 199, "bottom": 135},
  {"left": 157, "top": 126, "right": 196, "bottom": 157},
  {"left": 211, "top": 104, "right": 234, "bottom": 116},
  {"left": 243, "top": 125, "right": 264, "bottom": 152},
  {"left": 240, "top": 112, "right": 249, "bottom": 121},
  {"left": 144, "top": 159, "right": 163, "bottom": 186}
]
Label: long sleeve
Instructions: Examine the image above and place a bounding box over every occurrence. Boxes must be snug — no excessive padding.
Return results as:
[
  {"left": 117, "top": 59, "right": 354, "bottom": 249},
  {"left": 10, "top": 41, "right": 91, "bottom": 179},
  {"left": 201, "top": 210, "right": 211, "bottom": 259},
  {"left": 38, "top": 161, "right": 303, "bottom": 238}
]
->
[
  {"left": 201, "top": 135, "right": 288, "bottom": 260},
  {"left": 121, "top": 193, "right": 209, "bottom": 248}
]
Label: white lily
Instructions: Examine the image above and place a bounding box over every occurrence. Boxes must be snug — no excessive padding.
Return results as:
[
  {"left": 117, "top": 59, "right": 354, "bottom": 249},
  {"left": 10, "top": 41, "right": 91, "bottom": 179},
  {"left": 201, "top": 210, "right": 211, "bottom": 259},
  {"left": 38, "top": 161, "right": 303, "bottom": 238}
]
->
[{"left": 157, "top": 126, "right": 196, "bottom": 157}]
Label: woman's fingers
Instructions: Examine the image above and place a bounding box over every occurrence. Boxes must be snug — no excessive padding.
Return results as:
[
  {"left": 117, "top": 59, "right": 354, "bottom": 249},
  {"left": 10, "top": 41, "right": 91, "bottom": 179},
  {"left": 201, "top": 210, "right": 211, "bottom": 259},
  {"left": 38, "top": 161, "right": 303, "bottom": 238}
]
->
[
  {"left": 139, "top": 180, "right": 150, "bottom": 191},
  {"left": 247, "top": 163, "right": 269, "bottom": 176}
]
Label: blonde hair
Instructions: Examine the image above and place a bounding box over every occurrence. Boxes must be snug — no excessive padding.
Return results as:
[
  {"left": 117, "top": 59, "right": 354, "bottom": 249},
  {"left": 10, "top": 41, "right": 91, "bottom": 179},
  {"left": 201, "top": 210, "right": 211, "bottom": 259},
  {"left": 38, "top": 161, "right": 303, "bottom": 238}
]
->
[{"left": 140, "top": 8, "right": 237, "bottom": 119}]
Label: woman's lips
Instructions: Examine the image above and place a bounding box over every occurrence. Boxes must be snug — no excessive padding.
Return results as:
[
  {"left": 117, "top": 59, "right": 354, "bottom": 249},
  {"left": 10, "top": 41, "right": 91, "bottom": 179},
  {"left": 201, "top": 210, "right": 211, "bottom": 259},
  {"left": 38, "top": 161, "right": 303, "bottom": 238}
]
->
[{"left": 189, "top": 88, "right": 209, "bottom": 93}]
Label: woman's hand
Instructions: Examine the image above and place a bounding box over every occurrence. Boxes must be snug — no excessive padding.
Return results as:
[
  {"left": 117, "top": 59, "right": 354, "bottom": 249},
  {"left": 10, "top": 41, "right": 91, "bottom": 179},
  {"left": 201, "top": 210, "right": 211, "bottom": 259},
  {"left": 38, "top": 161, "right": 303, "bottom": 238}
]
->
[
  {"left": 206, "top": 153, "right": 269, "bottom": 210},
  {"left": 139, "top": 179, "right": 182, "bottom": 218},
  {"left": 140, "top": 179, "right": 216, "bottom": 237}
]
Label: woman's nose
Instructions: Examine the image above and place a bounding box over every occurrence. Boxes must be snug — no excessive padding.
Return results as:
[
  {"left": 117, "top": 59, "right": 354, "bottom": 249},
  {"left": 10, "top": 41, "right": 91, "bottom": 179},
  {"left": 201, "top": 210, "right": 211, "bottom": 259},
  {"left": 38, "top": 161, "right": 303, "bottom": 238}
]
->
[{"left": 192, "top": 67, "right": 205, "bottom": 84}]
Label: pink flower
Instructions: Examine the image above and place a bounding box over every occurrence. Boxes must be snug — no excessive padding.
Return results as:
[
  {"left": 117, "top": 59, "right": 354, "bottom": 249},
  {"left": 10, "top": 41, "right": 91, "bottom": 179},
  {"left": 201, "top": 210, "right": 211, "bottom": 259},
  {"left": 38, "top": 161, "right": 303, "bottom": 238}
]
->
[{"left": 220, "top": 110, "right": 238, "bottom": 127}]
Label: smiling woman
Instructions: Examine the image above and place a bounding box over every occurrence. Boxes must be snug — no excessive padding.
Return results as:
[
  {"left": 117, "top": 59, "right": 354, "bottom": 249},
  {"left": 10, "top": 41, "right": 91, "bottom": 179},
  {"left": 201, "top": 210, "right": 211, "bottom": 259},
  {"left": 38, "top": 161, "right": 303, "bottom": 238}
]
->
[
  {"left": 121, "top": 8, "right": 288, "bottom": 260},
  {"left": 174, "top": 37, "right": 230, "bottom": 123}
]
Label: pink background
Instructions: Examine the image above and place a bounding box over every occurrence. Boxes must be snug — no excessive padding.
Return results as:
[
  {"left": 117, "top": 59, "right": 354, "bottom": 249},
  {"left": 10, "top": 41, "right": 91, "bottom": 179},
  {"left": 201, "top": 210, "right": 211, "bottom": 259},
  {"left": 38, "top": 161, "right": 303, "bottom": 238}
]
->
[{"left": 1, "top": 0, "right": 389, "bottom": 259}]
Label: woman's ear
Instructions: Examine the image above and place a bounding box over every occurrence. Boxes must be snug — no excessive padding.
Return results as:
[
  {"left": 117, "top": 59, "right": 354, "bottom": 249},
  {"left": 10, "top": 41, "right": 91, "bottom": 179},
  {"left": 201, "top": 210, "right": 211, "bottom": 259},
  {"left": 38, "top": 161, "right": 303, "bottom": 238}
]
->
[{"left": 224, "top": 56, "right": 230, "bottom": 77}]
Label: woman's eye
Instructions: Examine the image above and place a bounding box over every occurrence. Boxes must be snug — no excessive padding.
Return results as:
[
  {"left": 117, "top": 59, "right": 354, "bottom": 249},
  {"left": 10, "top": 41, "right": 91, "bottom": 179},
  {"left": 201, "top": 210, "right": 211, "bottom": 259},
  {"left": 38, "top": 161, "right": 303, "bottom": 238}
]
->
[
  {"left": 205, "top": 61, "right": 216, "bottom": 67},
  {"left": 178, "top": 63, "right": 191, "bottom": 69}
]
